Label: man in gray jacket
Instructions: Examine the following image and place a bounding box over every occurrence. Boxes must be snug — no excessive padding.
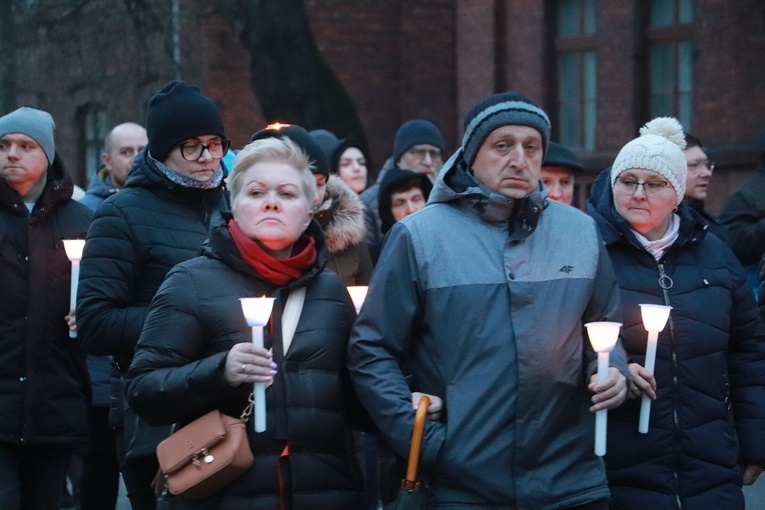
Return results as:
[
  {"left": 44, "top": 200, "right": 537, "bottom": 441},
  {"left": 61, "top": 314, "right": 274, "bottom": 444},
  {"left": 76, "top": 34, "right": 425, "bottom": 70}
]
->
[{"left": 348, "top": 92, "right": 629, "bottom": 510}]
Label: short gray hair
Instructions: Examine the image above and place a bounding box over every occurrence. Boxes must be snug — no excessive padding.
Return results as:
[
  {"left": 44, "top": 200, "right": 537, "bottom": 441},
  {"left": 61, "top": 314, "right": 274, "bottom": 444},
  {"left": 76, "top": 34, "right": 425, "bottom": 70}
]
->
[{"left": 230, "top": 137, "right": 316, "bottom": 210}]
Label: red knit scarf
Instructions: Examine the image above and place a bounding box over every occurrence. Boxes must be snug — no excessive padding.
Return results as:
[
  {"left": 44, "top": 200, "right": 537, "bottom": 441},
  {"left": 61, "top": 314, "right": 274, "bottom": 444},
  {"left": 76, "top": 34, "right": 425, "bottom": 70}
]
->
[{"left": 228, "top": 219, "right": 317, "bottom": 286}]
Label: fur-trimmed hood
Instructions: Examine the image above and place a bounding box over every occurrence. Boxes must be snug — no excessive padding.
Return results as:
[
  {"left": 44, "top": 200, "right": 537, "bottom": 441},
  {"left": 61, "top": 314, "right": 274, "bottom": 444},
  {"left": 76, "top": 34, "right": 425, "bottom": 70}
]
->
[{"left": 315, "top": 175, "right": 367, "bottom": 254}]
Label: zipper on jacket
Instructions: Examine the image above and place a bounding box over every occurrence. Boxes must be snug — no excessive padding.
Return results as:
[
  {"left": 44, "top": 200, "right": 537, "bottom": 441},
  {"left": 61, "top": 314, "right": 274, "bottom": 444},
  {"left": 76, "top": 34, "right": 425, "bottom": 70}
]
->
[{"left": 658, "top": 262, "right": 682, "bottom": 509}]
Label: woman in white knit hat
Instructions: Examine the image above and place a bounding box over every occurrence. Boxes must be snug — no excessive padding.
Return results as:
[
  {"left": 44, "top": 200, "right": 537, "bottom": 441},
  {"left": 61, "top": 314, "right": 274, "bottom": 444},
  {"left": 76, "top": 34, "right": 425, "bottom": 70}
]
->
[{"left": 586, "top": 117, "right": 765, "bottom": 509}]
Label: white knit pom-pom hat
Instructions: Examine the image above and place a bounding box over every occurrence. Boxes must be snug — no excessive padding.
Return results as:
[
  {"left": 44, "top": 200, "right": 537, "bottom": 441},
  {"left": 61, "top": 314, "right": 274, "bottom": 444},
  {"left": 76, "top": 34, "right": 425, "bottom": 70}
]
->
[{"left": 611, "top": 117, "right": 687, "bottom": 205}]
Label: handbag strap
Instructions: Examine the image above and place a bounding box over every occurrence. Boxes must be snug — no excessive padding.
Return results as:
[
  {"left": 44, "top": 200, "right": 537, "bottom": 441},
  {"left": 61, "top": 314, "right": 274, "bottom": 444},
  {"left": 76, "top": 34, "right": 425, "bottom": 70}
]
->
[
  {"left": 281, "top": 286, "right": 305, "bottom": 355},
  {"left": 402, "top": 395, "right": 430, "bottom": 490}
]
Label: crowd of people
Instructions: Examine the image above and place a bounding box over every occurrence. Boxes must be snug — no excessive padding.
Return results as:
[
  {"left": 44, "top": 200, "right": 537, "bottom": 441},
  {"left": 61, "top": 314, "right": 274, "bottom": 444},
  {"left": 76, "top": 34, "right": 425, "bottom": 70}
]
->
[{"left": 1, "top": 80, "right": 765, "bottom": 510}]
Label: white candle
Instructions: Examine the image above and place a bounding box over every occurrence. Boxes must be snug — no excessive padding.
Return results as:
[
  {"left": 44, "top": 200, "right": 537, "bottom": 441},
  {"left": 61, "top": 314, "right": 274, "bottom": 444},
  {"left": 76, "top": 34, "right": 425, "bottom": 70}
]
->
[
  {"left": 63, "top": 240, "right": 86, "bottom": 339},
  {"left": 251, "top": 325, "right": 267, "bottom": 433},
  {"left": 595, "top": 351, "right": 610, "bottom": 456},
  {"left": 346, "top": 286, "right": 368, "bottom": 314},
  {"left": 585, "top": 321, "right": 622, "bottom": 457},
  {"left": 638, "top": 304, "right": 672, "bottom": 434},
  {"left": 239, "top": 297, "right": 275, "bottom": 433}
]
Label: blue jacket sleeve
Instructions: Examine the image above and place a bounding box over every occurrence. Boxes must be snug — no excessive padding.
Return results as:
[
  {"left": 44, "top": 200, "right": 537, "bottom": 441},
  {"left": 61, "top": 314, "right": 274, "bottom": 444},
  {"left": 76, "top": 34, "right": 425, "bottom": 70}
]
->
[{"left": 347, "top": 223, "right": 446, "bottom": 467}]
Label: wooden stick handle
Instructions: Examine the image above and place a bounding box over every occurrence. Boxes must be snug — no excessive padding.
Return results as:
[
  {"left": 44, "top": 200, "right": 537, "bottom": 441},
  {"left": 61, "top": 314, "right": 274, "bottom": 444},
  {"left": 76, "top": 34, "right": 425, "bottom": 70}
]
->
[{"left": 402, "top": 395, "right": 430, "bottom": 489}]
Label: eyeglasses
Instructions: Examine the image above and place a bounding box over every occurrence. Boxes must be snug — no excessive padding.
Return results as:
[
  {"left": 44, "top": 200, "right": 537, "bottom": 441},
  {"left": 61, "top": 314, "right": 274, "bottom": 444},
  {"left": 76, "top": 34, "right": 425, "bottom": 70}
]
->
[
  {"left": 179, "top": 139, "right": 231, "bottom": 161},
  {"left": 407, "top": 147, "right": 443, "bottom": 161},
  {"left": 687, "top": 160, "right": 715, "bottom": 173},
  {"left": 615, "top": 177, "right": 673, "bottom": 195}
]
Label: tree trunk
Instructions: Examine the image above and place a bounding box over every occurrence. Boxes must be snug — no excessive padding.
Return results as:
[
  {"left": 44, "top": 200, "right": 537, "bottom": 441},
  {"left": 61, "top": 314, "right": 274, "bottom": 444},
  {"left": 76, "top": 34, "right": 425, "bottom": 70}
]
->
[{"left": 215, "top": 0, "right": 369, "bottom": 155}]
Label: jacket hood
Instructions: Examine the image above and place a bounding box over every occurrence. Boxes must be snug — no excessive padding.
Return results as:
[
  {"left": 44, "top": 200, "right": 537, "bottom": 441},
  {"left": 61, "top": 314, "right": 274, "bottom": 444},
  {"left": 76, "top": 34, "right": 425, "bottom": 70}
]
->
[
  {"left": 203, "top": 211, "right": 329, "bottom": 290},
  {"left": 428, "top": 148, "right": 548, "bottom": 240},
  {"left": 586, "top": 168, "right": 708, "bottom": 250},
  {"left": 377, "top": 167, "right": 433, "bottom": 234},
  {"left": 314, "top": 175, "right": 367, "bottom": 254}
]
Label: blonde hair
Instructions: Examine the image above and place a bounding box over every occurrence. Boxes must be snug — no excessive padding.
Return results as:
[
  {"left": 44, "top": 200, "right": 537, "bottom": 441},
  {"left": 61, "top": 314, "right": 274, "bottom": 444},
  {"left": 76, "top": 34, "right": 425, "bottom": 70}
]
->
[{"left": 229, "top": 137, "right": 316, "bottom": 209}]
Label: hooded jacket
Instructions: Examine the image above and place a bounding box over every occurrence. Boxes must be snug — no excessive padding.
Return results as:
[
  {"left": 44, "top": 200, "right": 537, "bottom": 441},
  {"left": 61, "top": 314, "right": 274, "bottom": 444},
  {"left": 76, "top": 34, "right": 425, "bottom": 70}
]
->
[
  {"left": 719, "top": 128, "right": 765, "bottom": 266},
  {"left": 348, "top": 150, "right": 627, "bottom": 509},
  {"left": 0, "top": 155, "right": 93, "bottom": 445},
  {"left": 127, "top": 213, "right": 366, "bottom": 509},
  {"left": 80, "top": 166, "right": 120, "bottom": 211},
  {"left": 315, "top": 175, "right": 373, "bottom": 285},
  {"left": 587, "top": 169, "right": 765, "bottom": 510}
]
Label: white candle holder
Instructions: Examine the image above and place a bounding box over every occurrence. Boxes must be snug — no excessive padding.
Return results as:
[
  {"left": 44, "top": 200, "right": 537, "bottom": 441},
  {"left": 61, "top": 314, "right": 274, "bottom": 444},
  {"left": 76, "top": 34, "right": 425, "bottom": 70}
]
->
[
  {"left": 63, "top": 239, "right": 86, "bottom": 339},
  {"left": 585, "top": 321, "right": 622, "bottom": 456},
  {"left": 638, "top": 304, "right": 672, "bottom": 434},
  {"left": 346, "top": 286, "right": 368, "bottom": 314},
  {"left": 239, "top": 297, "right": 276, "bottom": 433}
]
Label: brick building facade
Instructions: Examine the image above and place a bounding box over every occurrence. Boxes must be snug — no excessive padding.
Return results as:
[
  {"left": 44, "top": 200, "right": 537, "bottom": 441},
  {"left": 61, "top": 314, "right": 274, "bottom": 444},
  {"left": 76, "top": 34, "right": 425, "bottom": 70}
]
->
[{"left": 7, "top": 0, "right": 764, "bottom": 212}]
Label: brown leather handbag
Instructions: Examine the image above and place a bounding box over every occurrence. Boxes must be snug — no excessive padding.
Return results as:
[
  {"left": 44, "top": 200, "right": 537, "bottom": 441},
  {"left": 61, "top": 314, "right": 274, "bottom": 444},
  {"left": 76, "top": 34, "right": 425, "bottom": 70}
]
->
[{"left": 155, "top": 396, "right": 255, "bottom": 501}]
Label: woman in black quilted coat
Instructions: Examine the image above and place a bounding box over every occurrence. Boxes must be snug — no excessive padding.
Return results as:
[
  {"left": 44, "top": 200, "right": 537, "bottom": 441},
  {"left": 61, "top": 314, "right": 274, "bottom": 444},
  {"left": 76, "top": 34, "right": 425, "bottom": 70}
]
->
[{"left": 127, "top": 137, "right": 367, "bottom": 510}]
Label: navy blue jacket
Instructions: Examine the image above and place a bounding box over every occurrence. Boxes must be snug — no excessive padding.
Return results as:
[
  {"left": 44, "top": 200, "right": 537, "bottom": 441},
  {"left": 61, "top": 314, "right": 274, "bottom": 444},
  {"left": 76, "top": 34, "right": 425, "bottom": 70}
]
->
[{"left": 587, "top": 169, "right": 765, "bottom": 510}]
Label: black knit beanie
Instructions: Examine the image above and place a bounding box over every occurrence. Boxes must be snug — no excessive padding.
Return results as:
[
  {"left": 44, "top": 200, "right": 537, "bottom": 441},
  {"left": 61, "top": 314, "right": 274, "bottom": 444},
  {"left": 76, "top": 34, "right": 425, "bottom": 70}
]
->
[
  {"left": 392, "top": 120, "right": 445, "bottom": 164},
  {"left": 461, "top": 92, "right": 551, "bottom": 168},
  {"left": 146, "top": 80, "right": 226, "bottom": 162},
  {"left": 251, "top": 124, "right": 330, "bottom": 178},
  {"left": 542, "top": 141, "right": 584, "bottom": 173}
]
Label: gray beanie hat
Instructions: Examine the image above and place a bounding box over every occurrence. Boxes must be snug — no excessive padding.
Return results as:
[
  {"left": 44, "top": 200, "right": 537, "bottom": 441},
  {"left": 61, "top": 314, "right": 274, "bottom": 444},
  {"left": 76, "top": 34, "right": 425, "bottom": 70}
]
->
[
  {"left": 461, "top": 92, "right": 551, "bottom": 168},
  {"left": 611, "top": 117, "right": 687, "bottom": 205},
  {"left": 0, "top": 107, "right": 56, "bottom": 164}
]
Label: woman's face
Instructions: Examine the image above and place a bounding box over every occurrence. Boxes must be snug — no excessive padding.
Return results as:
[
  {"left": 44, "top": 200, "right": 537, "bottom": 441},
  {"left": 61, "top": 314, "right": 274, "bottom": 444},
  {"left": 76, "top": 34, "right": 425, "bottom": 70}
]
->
[
  {"left": 232, "top": 161, "right": 313, "bottom": 258},
  {"left": 337, "top": 147, "right": 367, "bottom": 193},
  {"left": 613, "top": 168, "right": 677, "bottom": 241},
  {"left": 162, "top": 134, "right": 223, "bottom": 180}
]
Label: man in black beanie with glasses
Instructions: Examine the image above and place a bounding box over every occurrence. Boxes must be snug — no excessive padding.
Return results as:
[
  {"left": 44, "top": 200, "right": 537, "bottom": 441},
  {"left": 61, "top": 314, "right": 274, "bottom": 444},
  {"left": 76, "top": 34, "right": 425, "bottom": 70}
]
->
[{"left": 77, "top": 80, "right": 230, "bottom": 510}]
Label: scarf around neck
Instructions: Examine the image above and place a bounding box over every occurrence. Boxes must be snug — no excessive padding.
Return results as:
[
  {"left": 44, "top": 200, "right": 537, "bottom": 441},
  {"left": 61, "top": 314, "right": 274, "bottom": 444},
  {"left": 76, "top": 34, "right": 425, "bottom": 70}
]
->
[
  {"left": 228, "top": 218, "right": 317, "bottom": 285},
  {"left": 151, "top": 155, "right": 224, "bottom": 189},
  {"left": 631, "top": 212, "right": 680, "bottom": 261}
]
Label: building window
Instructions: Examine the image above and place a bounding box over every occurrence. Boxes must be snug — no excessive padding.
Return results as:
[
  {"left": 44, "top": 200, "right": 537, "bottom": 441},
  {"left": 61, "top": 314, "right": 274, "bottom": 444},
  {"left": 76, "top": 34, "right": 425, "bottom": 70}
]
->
[
  {"left": 648, "top": 0, "right": 695, "bottom": 129},
  {"left": 555, "top": 0, "right": 597, "bottom": 150},
  {"left": 78, "top": 104, "right": 108, "bottom": 184}
]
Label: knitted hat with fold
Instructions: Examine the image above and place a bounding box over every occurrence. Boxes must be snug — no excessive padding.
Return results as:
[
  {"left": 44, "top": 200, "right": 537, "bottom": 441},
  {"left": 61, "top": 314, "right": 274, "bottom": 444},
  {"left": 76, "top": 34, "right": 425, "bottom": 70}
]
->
[
  {"left": 146, "top": 80, "right": 226, "bottom": 161},
  {"left": 461, "top": 92, "right": 551, "bottom": 168},
  {"left": 0, "top": 107, "right": 56, "bottom": 164},
  {"left": 611, "top": 117, "right": 687, "bottom": 205},
  {"left": 392, "top": 120, "right": 445, "bottom": 164}
]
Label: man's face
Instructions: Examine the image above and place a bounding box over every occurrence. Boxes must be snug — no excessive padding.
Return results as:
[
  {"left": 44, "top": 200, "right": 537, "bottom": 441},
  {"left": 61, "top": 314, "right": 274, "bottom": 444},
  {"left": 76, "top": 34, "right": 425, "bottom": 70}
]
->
[
  {"left": 540, "top": 167, "right": 575, "bottom": 205},
  {"left": 0, "top": 133, "right": 48, "bottom": 196},
  {"left": 471, "top": 125, "right": 544, "bottom": 200},
  {"left": 102, "top": 124, "right": 147, "bottom": 188},
  {"left": 390, "top": 186, "right": 426, "bottom": 222},
  {"left": 398, "top": 144, "right": 443, "bottom": 181},
  {"left": 683, "top": 145, "right": 713, "bottom": 202}
]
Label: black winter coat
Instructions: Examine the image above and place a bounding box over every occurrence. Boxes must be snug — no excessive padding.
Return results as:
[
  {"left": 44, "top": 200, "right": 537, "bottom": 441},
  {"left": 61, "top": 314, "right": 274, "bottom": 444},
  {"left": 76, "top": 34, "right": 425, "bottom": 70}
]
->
[
  {"left": 587, "top": 170, "right": 765, "bottom": 510},
  {"left": 0, "top": 155, "right": 93, "bottom": 445},
  {"left": 76, "top": 149, "right": 228, "bottom": 456},
  {"left": 77, "top": 149, "right": 228, "bottom": 371},
  {"left": 718, "top": 128, "right": 765, "bottom": 266},
  {"left": 127, "top": 212, "right": 366, "bottom": 510}
]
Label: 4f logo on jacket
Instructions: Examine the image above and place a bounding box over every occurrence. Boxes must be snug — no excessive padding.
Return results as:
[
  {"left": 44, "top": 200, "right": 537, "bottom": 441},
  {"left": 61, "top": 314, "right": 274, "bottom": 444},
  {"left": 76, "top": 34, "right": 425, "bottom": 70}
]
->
[{"left": 559, "top": 265, "right": 574, "bottom": 273}]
